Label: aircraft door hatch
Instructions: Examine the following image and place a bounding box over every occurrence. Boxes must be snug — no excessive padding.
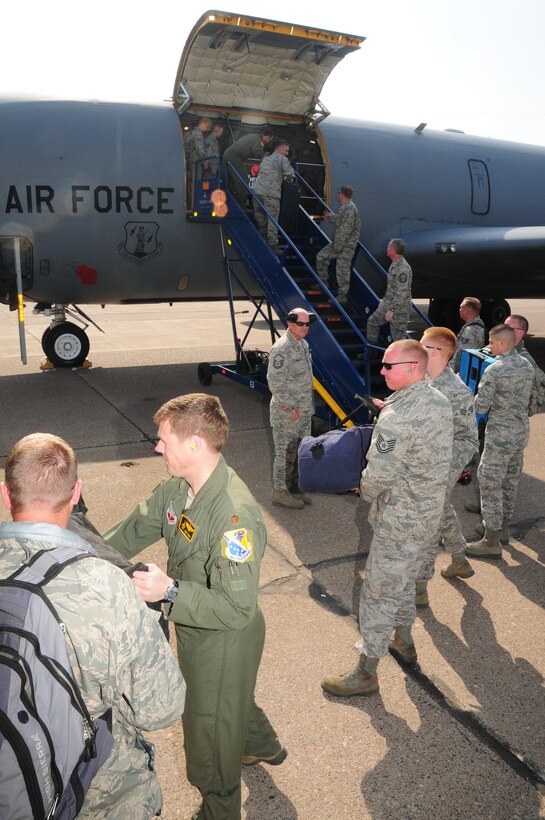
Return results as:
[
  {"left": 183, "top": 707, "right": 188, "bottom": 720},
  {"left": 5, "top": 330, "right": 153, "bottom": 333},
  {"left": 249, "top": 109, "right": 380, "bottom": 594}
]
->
[
  {"left": 468, "top": 159, "right": 490, "bottom": 215},
  {"left": 174, "top": 11, "right": 364, "bottom": 122}
]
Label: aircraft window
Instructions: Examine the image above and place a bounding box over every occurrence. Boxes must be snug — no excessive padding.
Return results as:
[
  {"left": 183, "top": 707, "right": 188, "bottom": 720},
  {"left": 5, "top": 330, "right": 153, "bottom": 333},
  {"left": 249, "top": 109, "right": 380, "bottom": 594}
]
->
[{"left": 468, "top": 160, "right": 490, "bottom": 215}]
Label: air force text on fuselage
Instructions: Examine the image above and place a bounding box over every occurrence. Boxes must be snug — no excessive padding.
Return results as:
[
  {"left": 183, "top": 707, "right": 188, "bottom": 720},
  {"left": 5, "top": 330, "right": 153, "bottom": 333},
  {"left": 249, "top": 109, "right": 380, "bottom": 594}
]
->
[{"left": 4, "top": 185, "right": 176, "bottom": 215}]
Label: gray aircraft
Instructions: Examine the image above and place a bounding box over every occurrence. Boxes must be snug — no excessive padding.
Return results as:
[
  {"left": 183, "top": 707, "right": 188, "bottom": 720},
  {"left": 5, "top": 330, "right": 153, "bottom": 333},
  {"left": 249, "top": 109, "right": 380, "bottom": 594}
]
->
[{"left": 1, "top": 9, "right": 545, "bottom": 366}]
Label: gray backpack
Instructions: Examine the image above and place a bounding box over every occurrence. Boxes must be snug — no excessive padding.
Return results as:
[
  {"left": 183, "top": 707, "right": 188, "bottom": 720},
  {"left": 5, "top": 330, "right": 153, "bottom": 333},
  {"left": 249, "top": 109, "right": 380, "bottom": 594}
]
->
[{"left": 0, "top": 546, "right": 114, "bottom": 819}]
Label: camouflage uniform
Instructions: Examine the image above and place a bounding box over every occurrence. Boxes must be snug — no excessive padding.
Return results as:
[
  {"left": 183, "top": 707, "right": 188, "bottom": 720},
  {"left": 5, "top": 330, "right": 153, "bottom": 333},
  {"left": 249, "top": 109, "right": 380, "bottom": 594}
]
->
[
  {"left": 187, "top": 126, "right": 207, "bottom": 178},
  {"left": 221, "top": 133, "right": 265, "bottom": 207},
  {"left": 267, "top": 329, "right": 314, "bottom": 491},
  {"left": 475, "top": 348, "right": 534, "bottom": 530},
  {"left": 203, "top": 132, "right": 221, "bottom": 178},
  {"left": 419, "top": 369, "right": 478, "bottom": 580},
  {"left": 358, "top": 381, "right": 453, "bottom": 657},
  {"left": 316, "top": 200, "right": 361, "bottom": 297},
  {"left": 253, "top": 152, "right": 294, "bottom": 247},
  {"left": 0, "top": 521, "right": 185, "bottom": 820},
  {"left": 104, "top": 457, "right": 282, "bottom": 820},
  {"left": 366, "top": 257, "right": 413, "bottom": 343},
  {"left": 515, "top": 339, "right": 545, "bottom": 416},
  {"left": 450, "top": 317, "right": 487, "bottom": 372}
]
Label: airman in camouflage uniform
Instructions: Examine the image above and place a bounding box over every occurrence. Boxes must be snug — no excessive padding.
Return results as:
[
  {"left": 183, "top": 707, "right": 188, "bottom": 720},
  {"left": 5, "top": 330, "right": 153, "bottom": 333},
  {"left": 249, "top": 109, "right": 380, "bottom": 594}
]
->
[
  {"left": 506, "top": 314, "right": 545, "bottom": 416},
  {"left": 203, "top": 123, "right": 224, "bottom": 178},
  {"left": 416, "top": 327, "right": 479, "bottom": 606},
  {"left": 221, "top": 127, "right": 274, "bottom": 207},
  {"left": 253, "top": 142, "right": 294, "bottom": 250},
  {"left": 0, "top": 433, "right": 185, "bottom": 820},
  {"left": 316, "top": 185, "right": 361, "bottom": 302},
  {"left": 466, "top": 325, "right": 534, "bottom": 559},
  {"left": 450, "top": 297, "right": 487, "bottom": 372},
  {"left": 322, "top": 340, "right": 453, "bottom": 697},
  {"left": 366, "top": 238, "right": 413, "bottom": 344},
  {"left": 186, "top": 117, "right": 212, "bottom": 204},
  {"left": 104, "top": 395, "right": 286, "bottom": 820},
  {"left": 267, "top": 307, "right": 314, "bottom": 509}
]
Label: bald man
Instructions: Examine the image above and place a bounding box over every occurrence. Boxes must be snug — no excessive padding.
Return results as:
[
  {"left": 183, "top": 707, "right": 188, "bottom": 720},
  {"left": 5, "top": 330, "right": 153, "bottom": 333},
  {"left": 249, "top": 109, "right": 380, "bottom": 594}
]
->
[
  {"left": 266, "top": 307, "right": 314, "bottom": 509},
  {"left": 322, "top": 340, "right": 453, "bottom": 696}
]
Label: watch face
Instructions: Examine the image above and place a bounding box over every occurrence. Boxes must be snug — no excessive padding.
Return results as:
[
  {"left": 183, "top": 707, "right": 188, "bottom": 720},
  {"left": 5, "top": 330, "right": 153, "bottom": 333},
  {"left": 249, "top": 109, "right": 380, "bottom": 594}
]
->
[{"left": 164, "top": 583, "right": 178, "bottom": 602}]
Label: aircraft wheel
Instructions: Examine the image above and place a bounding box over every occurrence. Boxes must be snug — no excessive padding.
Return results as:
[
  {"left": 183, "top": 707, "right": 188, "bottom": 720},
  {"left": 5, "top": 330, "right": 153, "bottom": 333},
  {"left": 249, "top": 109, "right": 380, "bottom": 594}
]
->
[
  {"left": 482, "top": 298, "right": 510, "bottom": 327},
  {"left": 198, "top": 362, "right": 213, "bottom": 386},
  {"left": 427, "top": 298, "right": 461, "bottom": 330},
  {"left": 42, "top": 321, "right": 90, "bottom": 368}
]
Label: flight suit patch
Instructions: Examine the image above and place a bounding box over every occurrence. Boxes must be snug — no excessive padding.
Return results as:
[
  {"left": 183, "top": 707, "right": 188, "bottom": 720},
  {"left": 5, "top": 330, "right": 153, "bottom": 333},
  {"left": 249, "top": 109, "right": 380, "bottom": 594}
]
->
[
  {"left": 178, "top": 513, "right": 196, "bottom": 541},
  {"left": 221, "top": 528, "right": 254, "bottom": 562},
  {"left": 231, "top": 514, "right": 239, "bottom": 525},
  {"left": 166, "top": 501, "right": 177, "bottom": 526}
]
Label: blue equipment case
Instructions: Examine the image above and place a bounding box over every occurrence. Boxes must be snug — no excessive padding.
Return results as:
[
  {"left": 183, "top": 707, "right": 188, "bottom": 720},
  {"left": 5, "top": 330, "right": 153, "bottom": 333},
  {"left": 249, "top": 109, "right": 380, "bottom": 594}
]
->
[
  {"left": 298, "top": 425, "right": 373, "bottom": 494},
  {"left": 458, "top": 347, "right": 496, "bottom": 434}
]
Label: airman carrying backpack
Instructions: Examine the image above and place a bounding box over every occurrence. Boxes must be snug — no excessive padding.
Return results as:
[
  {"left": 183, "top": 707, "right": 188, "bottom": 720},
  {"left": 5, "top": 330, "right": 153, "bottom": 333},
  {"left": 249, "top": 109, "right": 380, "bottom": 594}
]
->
[{"left": 0, "top": 546, "right": 114, "bottom": 819}]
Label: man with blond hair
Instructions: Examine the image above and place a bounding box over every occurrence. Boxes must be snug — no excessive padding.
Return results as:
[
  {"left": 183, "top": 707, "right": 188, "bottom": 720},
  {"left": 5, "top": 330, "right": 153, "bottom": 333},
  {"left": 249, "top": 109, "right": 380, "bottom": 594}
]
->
[
  {"left": 466, "top": 325, "right": 534, "bottom": 558},
  {"left": 105, "top": 394, "right": 286, "bottom": 820},
  {"left": 0, "top": 433, "right": 185, "bottom": 819},
  {"left": 415, "top": 327, "right": 478, "bottom": 606},
  {"left": 321, "top": 340, "right": 453, "bottom": 696},
  {"left": 450, "top": 296, "right": 487, "bottom": 372}
]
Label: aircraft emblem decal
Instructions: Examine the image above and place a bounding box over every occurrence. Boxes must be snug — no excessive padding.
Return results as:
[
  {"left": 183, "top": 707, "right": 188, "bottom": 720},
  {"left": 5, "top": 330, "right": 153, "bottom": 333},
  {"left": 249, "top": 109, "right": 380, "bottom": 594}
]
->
[{"left": 118, "top": 221, "right": 163, "bottom": 264}]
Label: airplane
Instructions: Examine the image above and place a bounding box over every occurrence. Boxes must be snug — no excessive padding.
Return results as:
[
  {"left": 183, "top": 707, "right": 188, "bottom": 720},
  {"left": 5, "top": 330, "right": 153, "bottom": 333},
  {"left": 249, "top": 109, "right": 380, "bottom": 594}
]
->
[{"left": 1, "top": 8, "right": 545, "bottom": 368}]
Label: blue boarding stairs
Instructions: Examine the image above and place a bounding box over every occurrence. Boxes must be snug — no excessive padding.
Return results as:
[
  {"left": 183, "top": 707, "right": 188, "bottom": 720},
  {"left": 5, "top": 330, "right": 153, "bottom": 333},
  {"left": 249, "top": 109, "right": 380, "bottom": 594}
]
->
[{"left": 193, "top": 161, "right": 430, "bottom": 427}]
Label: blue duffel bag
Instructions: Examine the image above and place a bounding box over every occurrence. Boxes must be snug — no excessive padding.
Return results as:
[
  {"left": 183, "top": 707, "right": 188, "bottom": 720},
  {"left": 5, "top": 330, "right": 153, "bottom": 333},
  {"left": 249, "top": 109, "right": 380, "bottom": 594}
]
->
[{"left": 298, "top": 425, "right": 373, "bottom": 494}]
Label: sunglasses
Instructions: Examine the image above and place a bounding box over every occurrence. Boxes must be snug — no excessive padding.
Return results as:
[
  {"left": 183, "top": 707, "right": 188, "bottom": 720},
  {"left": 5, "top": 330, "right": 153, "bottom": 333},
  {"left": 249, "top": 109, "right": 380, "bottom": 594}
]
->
[
  {"left": 293, "top": 321, "right": 311, "bottom": 327},
  {"left": 422, "top": 344, "right": 443, "bottom": 351},
  {"left": 381, "top": 360, "right": 417, "bottom": 370}
]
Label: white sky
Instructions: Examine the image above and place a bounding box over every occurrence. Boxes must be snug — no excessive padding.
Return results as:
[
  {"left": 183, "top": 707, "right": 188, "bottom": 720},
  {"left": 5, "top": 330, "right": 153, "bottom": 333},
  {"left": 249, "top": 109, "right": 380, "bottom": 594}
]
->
[{"left": 3, "top": 0, "right": 545, "bottom": 146}]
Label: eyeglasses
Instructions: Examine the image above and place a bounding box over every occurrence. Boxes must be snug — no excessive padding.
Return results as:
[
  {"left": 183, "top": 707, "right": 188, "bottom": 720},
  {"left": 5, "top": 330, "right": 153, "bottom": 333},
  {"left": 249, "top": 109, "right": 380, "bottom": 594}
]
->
[
  {"left": 381, "top": 360, "right": 418, "bottom": 370},
  {"left": 293, "top": 321, "right": 311, "bottom": 327},
  {"left": 422, "top": 344, "right": 443, "bottom": 351}
]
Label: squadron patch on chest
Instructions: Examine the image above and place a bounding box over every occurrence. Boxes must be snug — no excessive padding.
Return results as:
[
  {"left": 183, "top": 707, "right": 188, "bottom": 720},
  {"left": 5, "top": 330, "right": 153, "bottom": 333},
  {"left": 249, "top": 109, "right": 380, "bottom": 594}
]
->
[
  {"left": 221, "top": 528, "right": 254, "bottom": 563},
  {"left": 166, "top": 501, "right": 177, "bottom": 526},
  {"left": 376, "top": 434, "right": 396, "bottom": 454},
  {"left": 178, "top": 513, "right": 197, "bottom": 542}
]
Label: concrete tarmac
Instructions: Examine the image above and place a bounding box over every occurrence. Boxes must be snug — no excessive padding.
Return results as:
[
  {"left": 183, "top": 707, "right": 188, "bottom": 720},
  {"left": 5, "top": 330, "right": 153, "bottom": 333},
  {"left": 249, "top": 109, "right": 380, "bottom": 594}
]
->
[{"left": 1, "top": 300, "right": 544, "bottom": 819}]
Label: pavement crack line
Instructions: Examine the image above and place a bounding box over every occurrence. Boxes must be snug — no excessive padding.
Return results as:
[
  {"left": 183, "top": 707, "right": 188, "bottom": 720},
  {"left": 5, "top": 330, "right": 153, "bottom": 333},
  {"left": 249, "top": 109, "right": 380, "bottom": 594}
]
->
[{"left": 74, "top": 371, "right": 157, "bottom": 446}]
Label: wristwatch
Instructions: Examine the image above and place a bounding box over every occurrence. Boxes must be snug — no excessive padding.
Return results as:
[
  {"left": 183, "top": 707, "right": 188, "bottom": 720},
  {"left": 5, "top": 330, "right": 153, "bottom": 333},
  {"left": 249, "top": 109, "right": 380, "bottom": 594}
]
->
[{"left": 163, "top": 581, "right": 179, "bottom": 603}]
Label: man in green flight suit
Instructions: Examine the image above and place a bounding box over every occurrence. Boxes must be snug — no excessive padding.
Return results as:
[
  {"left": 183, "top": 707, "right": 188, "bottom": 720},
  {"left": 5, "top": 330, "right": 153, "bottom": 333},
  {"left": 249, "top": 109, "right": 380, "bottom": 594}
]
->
[
  {"left": 221, "top": 127, "right": 273, "bottom": 207},
  {"left": 104, "top": 393, "right": 286, "bottom": 820}
]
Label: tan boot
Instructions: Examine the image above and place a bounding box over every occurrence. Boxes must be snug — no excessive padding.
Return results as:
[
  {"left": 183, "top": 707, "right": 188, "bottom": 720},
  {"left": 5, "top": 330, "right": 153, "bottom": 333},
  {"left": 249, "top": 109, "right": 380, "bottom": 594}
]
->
[
  {"left": 474, "top": 516, "right": 510, "bottom": 545},
  {"left": 388, "top": 632, "right": 418, "bottom": 665},
  {"left": 441, "top": 558, "right": 475, "bottom": 579},
  {"left": 241, "top": 746, "right": 288, "bottom": 766},
  {"left": 288, "top": 485, "right": 312, "bottom": 505},
  {"left": 465, "top": 528, "right": 502, "bottom": 559},
  {"left": 415, "top": 581, "right": 429, "bottom": 609},
  {"left": 272, "top": 489, "right": 304, "bottom": 509},
  {"left": 464, "top": 499, "right": 481, "bottom": 514},
  {"left": 321, "top": 655, "right": 379, "bottom": 697}
]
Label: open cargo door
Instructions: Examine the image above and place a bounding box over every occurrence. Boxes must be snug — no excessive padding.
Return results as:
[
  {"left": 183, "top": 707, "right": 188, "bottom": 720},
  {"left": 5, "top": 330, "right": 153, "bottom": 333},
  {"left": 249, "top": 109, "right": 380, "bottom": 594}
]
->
[{"left": 173, "top": 10, "right": 364, "bottom": 126}]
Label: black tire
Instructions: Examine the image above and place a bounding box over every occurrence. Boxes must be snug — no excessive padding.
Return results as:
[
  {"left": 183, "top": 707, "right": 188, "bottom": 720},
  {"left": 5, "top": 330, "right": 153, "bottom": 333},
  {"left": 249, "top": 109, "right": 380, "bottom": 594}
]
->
[
  {"left": 482, "top": 298, "right": 510, "bottom": 327},
  {"left": 42, "top": 321, "right": 90, "bottom": 368},
  {"left": 197, "top": 362, "right": 213, "bottom": 386}
]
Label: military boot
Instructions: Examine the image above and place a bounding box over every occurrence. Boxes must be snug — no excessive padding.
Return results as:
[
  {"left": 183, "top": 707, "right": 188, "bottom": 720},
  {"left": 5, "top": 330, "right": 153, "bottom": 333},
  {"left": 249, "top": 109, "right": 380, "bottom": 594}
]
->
[
  {"left": 440, "top": 558, "right": 475, "bottom": 579},
  {"left": 321, "top": 655, "right": 379, "bottom": 697},
  {"left": 464, "top": 499, "right": 481, "bottom": 514},
  {"left": 474, "top": 516, "right": 511, "bottom": 545},
  {"left": 288, "top": 484, "right": 312, "bottom": 505},
  {"left": 241, "top": 745, "right": 288, "bottom": 767},
  {"left": 272, "top": 489, "right": 304, "bottom": 510},
  {"left": 388, "top": 631, "right": 418, "bottom": 664},
  {"left": 465, "top": 528, "right": 502, "bottom": 559},
  {"left": 415, "top": 581, "right": 429, "bottom": 609}
]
